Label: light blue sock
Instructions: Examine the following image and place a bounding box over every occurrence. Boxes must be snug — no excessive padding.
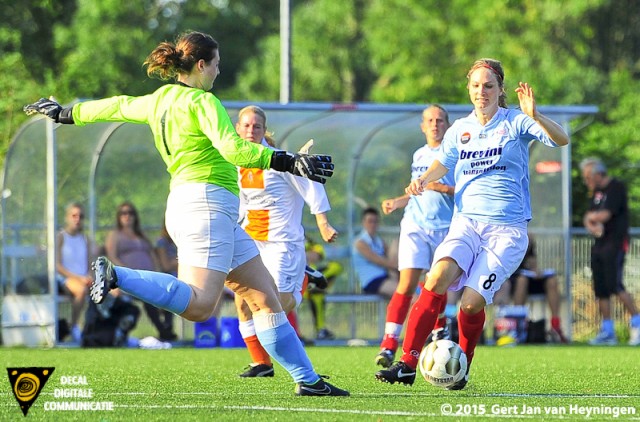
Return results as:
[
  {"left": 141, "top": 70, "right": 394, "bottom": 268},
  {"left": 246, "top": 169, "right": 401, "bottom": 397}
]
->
[
  {"left": 602, "top": 319, "right": 615, "bottom": 335},
  {"left": 631, "top": 314, "right": 640, "bottom": 328},
  {"left": 114, "top": 266, "right": 191, "bottom": 315},
  {"left": 254, "top": 312, "right": 318, "bottom": 384}
]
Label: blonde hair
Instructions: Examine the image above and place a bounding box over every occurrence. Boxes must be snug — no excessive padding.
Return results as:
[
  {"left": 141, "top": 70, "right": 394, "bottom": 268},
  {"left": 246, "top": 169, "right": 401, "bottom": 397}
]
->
[{"left": 237, "top": 105, "right": 276, "bottom": 146}]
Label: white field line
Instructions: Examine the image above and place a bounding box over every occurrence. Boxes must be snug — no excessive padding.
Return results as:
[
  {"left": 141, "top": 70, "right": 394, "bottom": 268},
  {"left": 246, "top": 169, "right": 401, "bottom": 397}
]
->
[{"left": 18, "top": 391, "right": 640, "bottom": 399}]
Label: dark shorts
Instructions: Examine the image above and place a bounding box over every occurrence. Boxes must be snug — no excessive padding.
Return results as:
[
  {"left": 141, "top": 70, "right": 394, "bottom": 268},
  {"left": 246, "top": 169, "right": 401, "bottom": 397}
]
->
[
  {"left": 510, "top": 271, "right": 549, "bottom": 296},
  {"left": 526, "top": 276, "right": 547, "bottom": 296},
  {"left": 591, "top": 247, "right": 626, "bottom": 298},
  {"left": 363, "top": 275, "right": 388, "bottom": 295}
]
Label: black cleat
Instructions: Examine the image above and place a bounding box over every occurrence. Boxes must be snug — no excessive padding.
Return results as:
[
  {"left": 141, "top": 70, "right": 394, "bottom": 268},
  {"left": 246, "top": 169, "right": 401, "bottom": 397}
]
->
[
  {"left": 90, "top": 256, "right": 117, "bottom": 304},
  {"left": 375, "top": 361, "right": 416, "bottom": 385},
  {"left": 316, "top": 328, "right": 335, "bottom": 340},
  {"left": 295, "top": 376, "right": 349, "bottom": 396},
  {"left": 447, "top": 363, "right": 470, "bottom": 390},
  {"left": 239, "top": 363, "right": 275, "bottom": 378},
  {"left": 426, "top": 325, "right": 451, "bottom": 344},
  {"left": 374, "top": 349, "right": 395, "bottom": 368}
]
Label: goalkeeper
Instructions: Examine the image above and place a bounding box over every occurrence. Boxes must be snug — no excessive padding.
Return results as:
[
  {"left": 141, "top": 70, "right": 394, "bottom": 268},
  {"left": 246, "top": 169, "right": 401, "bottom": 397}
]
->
[{"left": 24, "top": 31, "right": 347, "bottom": 397}]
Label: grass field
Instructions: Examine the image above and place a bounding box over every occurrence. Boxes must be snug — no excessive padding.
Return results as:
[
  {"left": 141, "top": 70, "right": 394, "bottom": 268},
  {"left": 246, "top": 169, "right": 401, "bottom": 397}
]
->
[{"left": 2, "top": 345, "right": 639, "bottom": 421}]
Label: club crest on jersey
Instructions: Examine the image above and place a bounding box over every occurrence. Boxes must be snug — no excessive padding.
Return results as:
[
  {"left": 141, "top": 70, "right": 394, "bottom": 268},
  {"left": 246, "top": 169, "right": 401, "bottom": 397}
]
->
[{"left": 461, "top": 132, "right": 471, "bottom": 144}]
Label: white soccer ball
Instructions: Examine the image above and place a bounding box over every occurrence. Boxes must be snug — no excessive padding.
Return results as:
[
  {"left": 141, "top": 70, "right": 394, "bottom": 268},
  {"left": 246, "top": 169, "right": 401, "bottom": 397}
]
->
[{"left": 418, "top": 339, "right": 467, "bottom": 388}]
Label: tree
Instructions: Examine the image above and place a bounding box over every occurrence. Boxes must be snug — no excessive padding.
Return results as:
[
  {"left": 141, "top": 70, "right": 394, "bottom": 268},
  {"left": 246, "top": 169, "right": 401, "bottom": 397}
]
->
[{"left": 233, "top": 0, "right": 375, "bottom": 102}]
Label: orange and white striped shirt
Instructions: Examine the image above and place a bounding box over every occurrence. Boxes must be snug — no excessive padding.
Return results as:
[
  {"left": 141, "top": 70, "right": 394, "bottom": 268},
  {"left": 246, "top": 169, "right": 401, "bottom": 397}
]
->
[{"left": 238, "top": 139, "right": 331, "bottom": 242}]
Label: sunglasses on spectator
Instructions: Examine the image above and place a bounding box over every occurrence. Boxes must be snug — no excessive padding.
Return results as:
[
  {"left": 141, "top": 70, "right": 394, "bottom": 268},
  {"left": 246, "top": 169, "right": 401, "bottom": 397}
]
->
[{"left": 119, "top": 210, "right": 136, "bottom": 216}]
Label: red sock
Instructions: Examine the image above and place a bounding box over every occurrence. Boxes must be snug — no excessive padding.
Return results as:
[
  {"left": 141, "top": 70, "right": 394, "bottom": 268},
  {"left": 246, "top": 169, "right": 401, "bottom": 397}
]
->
[
  {"left": 551, "top": 316, "right": 561, "bottom": 331},
  {"left": 380, "top": 293, "right": 413, "bottom": 351},
  {"left": 433, "top": 291, "right": 448, "bottom": 330},
  {"left": 400, "top": 290, "right": 445, "bottom": 369},
  {"left": 287, "top": 311, "right": 300, "bottom": 335},
  {"left": 458, "top": 308, "right": 485, "bottom": 366}
]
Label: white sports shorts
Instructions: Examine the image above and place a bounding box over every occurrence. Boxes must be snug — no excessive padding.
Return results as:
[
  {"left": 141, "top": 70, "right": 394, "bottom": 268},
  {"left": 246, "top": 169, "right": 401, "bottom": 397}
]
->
[
  {"left": 165, "top": 183, "right": 258, "bottom": 273},
  {"left": 254, "top": 240, "right": 306, "bottom": 306},
  {"left": 397, "top": 217, "right": 449, "bottom": 271},
  {"left": 433, "top": 216, "right": 528, "bottom": 304}
]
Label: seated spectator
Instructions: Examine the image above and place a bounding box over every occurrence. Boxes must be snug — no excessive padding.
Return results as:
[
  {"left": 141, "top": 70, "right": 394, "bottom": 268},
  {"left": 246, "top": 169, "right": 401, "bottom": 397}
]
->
[
  {"left": 82, "top": 292, "right": 140, "bottom": 347},
  {"left": 352, "top": 207, "right": 398, "bottom": 298},
  {"left": 105, "top": 202, "right": 177, "bottom": 342},
  {"left": 510, "top": 235, "right": 567, "bottom": 343},
  {"left": 55, "top": 202, "right": 93, "bottom": 343}
]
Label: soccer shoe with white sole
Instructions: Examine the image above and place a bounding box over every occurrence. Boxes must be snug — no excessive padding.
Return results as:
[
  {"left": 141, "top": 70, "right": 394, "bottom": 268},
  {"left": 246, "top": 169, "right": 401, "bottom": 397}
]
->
[
  {"left": 374, "top": 349, "right": 395, "bottom": 368},
  {"left": 446, "top": 363, "right": 471, "bottom": 390},
  {"left": 239, "top": 363, "right": 275, "bottom": 378},
  {"left": 375, "top": 361, "right": 416, "bottom": 385},
  {"left": 588, "top": 331, "right": 618, "bottom": 345},
  {"left": 629, "top": 327, "right": 640, "bottom": 346},
  {"left": 90, "top": 256, "right": 118, "bottom": 304},
  {"left": 426, "top": 325, "right": 451, "bottom": 344},
  {"left": 295, "top": 376, "right": 350, "bottom": 396}
]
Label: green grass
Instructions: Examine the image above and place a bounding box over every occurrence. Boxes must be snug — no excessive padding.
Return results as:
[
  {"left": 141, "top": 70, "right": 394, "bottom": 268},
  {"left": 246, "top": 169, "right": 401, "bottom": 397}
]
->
[{"left": 2, "top": 345, "right": 639, "bottom": 421}]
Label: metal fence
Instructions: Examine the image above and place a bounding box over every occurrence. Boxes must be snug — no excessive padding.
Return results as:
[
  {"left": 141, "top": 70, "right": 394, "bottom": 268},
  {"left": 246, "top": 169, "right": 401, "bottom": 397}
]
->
[{"left": 529, "top": 231, "right": 640, "bottom": 342}]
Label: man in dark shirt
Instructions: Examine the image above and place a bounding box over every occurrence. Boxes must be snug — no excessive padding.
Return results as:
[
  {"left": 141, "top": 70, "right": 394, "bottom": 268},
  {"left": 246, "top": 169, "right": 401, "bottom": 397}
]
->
[{"left": 580, "top": 157, "right": 640, "bottom": 345}]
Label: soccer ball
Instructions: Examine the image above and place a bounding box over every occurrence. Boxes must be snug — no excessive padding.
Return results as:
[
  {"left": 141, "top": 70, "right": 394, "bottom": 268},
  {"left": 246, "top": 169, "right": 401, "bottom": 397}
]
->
[{"left": 418, "top": 339, "right": 467, "bottom": 388}]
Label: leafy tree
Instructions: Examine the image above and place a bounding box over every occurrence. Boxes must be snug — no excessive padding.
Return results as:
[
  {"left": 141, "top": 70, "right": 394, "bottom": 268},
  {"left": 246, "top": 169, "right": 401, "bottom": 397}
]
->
[
  {"left": 0, "top": 0, "right": 75, "bottom": 166},
  {"left": 233, "top": 0, "right": 374, "bottom": 102},
  {"left": 571, "top": 69, "right": 640, "bottom": 226},
  {"left": 3, "top": 0, "right": 640, "bottom": 229}
]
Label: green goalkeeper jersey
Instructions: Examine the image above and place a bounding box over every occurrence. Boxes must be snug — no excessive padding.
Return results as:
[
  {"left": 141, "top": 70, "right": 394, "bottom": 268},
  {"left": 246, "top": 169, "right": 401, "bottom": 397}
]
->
[{"left": 72, "top": 84, "right": 274, "bottom": 195}]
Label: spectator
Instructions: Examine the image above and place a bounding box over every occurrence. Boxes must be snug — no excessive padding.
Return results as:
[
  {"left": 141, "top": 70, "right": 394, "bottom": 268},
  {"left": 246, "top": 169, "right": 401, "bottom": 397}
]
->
[
  {"left": 233, "top": 105, "right": 339, "bottom": 377},
  {"left": 55, "top": 202, "right": 93, "bottom": 343},
  {"left": 24, "top": 31, "right": 347, "bottom": 396},
  {"left": 352, "top": 207, "right": 399, "bottom": 298},
  {"left": 375, "top": 105, "right": 455, "bottom": 368},
  {"left": 82, "top": 291, "right": 141, "bottom": 348},
  {"left": 580, "top": 157, "right": 640, "bottom": 346},
  {"left": 510, "top": 234, "right": 567, "bottom": 343},
  {"left": 105, "top": 202, "right": 177, "bottom": 342},
  {"left": 376, "top": 58, "right": 570, "bottom": 389}
]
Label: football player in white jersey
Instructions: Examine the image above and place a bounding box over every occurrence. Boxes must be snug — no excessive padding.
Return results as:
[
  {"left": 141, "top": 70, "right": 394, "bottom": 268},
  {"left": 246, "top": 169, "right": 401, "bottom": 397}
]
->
[
  {"left": 376, "top": 58, "right": 569, "bottom": 390},
  {"left": 375, "top": 105, "right": 455, "bottom": 368},
  {"left": 233, "top": 105, "right": 338, "bottom": 377}
]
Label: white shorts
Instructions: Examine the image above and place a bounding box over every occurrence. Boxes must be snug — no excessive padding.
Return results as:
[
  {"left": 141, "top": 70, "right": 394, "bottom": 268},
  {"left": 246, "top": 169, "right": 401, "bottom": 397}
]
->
[
  {"left": 397, "top": 217, "right": 449, "bottom": 271},
  {"left": 255, "top": 240, "right": 306, "bottom": 305},
  {"left": 165, "top": 183, "right": 258, "bottom": 273},
  {"left": 433, "top": 216, "right": 528, "bottom": 305}
]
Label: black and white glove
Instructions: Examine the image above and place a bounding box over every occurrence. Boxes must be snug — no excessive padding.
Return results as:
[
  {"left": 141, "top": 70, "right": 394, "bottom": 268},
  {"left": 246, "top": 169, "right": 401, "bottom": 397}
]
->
[
  {"left": 305, "top": 265, "right": 328, "bottom": 289},
  {"left": 270, "top": 149, "right": 334, "bottom": 184},
  {"left": 23, "top": 98, "right": 75, "bottom": 124}
]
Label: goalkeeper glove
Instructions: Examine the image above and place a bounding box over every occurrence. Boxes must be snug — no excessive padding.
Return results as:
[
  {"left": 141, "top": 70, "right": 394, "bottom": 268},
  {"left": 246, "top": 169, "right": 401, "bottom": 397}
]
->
[
  {"left": 270, "top": 151, "right": 334, "bottom": 184},
  {"left": 305, "top": 265, "right": 329, "bottom": 289},
  {"left": 23, "top": 98, "right": 75, "bottom": 124}
]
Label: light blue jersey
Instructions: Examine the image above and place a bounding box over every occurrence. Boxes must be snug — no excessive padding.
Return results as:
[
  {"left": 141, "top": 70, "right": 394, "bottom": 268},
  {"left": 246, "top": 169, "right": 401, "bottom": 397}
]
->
[
  {"left": 405, "top": 144, "right": 455, "bottom": 230},
  {"left": 438, "top": 108, "right": 559, "bottom": 224},
  {"left": 352, "top": 231, "right": 388, "bottom": 289}
]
